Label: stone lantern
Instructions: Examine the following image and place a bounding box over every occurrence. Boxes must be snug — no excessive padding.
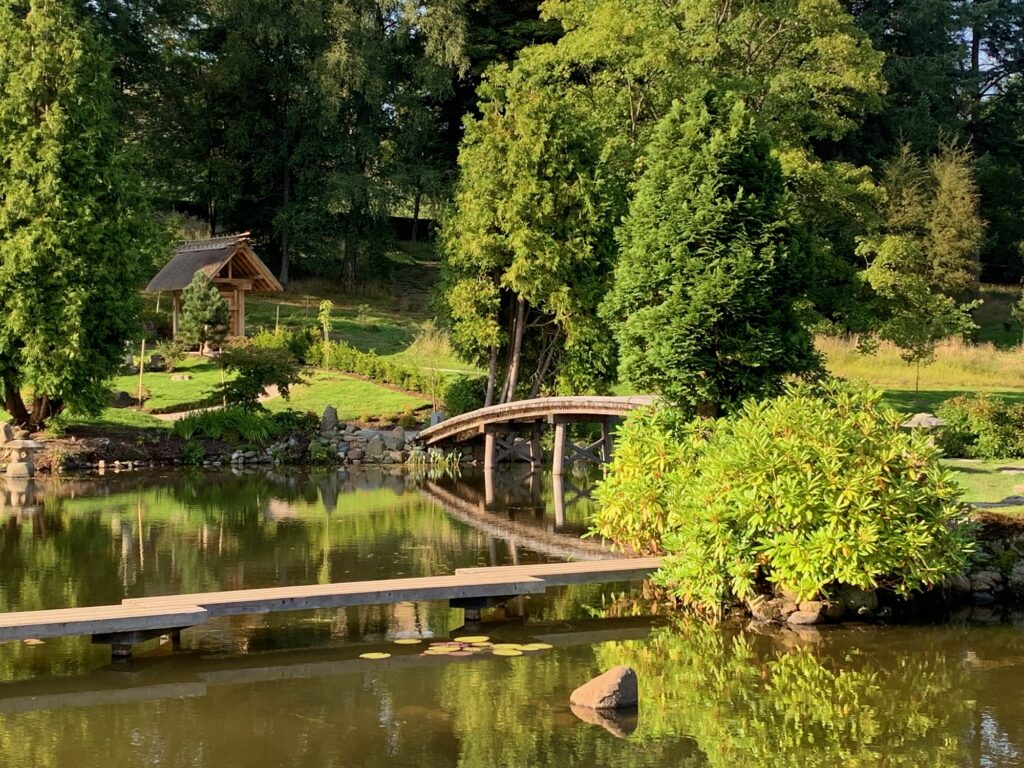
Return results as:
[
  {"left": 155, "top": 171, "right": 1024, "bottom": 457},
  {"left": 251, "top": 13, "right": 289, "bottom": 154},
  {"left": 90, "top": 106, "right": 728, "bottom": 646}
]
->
[{"left": 5, "top": 438, "right": 44, "bottom": 478}]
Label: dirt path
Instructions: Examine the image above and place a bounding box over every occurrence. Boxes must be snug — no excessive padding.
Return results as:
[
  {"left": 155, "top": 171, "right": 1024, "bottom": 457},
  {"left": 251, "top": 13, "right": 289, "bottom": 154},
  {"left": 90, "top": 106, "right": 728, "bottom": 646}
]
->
[{"left": 152, "top": 385, "right": 281, "bottom": 422}]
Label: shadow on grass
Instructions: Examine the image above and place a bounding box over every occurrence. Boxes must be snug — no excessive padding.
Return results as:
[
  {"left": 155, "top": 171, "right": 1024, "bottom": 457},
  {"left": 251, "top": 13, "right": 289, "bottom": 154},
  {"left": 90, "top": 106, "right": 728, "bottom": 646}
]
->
[{"left": 883, "top": 389, "right": 1024, "bottom": 414}]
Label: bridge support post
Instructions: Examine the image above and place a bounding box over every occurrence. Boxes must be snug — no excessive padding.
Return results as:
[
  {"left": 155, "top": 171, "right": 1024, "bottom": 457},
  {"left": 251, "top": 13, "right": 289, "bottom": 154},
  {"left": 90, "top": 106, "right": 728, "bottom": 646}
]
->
[
  {"left": 484, "top": 431, "right": 496, "bottom": 471},
  {"left": 530, "top": 423, "right": 543, "bottom": 470},
  {"left": 552, "top": 473, "right": 566, "bottom": 529},
  {"left": 552, "top": 420, "right": 567, "bottom": 476},
  {"left": 601, "top": 418, "right": 613, "bottom": 463}
]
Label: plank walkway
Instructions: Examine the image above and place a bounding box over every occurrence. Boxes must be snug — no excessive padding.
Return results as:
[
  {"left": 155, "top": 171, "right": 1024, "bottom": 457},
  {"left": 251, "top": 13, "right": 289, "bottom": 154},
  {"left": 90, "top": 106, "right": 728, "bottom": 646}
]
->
[{"left": 0, "top": 559, "right": 661, "bottom": 645}]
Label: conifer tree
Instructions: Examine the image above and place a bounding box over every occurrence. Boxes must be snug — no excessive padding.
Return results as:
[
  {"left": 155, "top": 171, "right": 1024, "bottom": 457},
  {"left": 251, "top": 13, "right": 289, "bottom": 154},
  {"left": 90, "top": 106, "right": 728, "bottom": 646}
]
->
[
  {"left": 178, "top": 272, "right": 229, "bottom": 354},
  {"left": 0, "top": 0, "right": 158, "bottom": 425},
  {"left": 601, "top": 93, "right": 819, "bottom": 416}
]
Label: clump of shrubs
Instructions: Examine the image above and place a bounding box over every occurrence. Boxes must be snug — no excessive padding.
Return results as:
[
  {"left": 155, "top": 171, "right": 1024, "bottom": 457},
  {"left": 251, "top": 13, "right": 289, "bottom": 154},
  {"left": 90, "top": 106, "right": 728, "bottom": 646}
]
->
[
  {"left": 251, "top": 327, "right": 318, "bottom": 364},
  {"left": 174, "top": 406, "right": 283, "bottom": 447},
  {"left": 216, "top": 341, "right": 305, "bottom": 407},
  {"left": 593, "top": 381, "right": 974, "bottom": 613},
  {"left": 442, "top": 375, "right": 486, "bottom": 416},
  {"left": 321, "top": 339, "right": 429, "bottom": 393},
  {"left": 935, "top": 394, "right": 1024, "bottom": 459}
]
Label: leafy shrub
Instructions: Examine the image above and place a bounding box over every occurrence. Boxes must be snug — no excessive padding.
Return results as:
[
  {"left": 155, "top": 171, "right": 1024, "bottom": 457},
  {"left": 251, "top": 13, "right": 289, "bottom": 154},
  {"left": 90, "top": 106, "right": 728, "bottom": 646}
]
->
[
  {"left": 593, "top": 382, "right": 974, "bottom": 611},
  {"left": 181, "top": 440, "right": 205, "bottom": 466},
  {"left": 321, "top": 339, "right": 429, "bottom": 393},
  {"left": 251, "top": 327, "right": 318, "bottom": 365},
  {"left": 154, "top": 339, "right": 187, "bottom": 372},
  {"left": 397, "top": 411, "right": 419, "bottom": 429},
  {"left": 268, "top": 409, "right": 319, "bottom": 437},
  {"left": 173, "top": 406, "right": 283, "bottom": 447},
  {"left": 935, "top": 394, "right": 1024, "bottom": 459},
  {"left": 442, "top": 375, "right": 486, "bottom": 416},
  {"left": 216, "top": 342, "right": 305, "bottom": 407}
]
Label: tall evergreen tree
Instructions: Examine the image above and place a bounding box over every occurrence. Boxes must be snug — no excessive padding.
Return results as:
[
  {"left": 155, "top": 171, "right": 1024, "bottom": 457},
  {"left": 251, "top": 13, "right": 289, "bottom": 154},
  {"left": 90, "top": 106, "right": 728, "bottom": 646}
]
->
[
  {"left": 0, "top": 0, "right": 158, "bottom": 425},
  {"left": 178, "top": 272, "right": 229, "bottom": 354},
  {"left": 602, "top": 94, "right": 819, "bottom": 416}
]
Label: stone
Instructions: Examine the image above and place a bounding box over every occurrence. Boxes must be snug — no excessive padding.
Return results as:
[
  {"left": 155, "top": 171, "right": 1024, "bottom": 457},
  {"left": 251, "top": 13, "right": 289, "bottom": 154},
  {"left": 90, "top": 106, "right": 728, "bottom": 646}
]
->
[
  {"left": 970, "top": 572, "right": 1000, "bottom": 592},
  {"left": 798, "top": 600, "right": 824, "bottom": 614},
  {"left": 12, "top": 428, "right": 29, "bottom": 440},
  {"left": 321, "top": 406, "right": 339, "bottom": 434},
  {"left": 570, "top": 704, "right": 638, "bottom": 738},
  {"left": 822, "top": 600, "right": 845, "bottom": 620},
  {"left": 780, "top": 601, "right": 799, "bottom": 616},
  {"left": 787, "top": 610, "right": 823, "bottom": 626},
  {"left": 1008, "top": 563, "right": 1024, "bottom": 598},
  {"left": 5, "top": 462, "right": 34, "bottom": 478},
  {"left": 365, "top": 435, "right": 384, "bottom": 460},
  {"left": 902, "top": 412, "right": 945, "bottom": 430},
  {"left": 569, "top": 666, "right": 638, "bottom": 710},
  {"left": 0, "top": 422, "right": 13, "bottom": 445},
  {"left": 148, "top": 354, "right": 166, "bottom": 371},
  {"left": 383, "top": 427, "right": 405, "bottom": 451},
  {"left": 971, "top": 591, "right": 997, "bottom": 607},
  {"left": 170, "top": 374, "right": 192, "bottom": 382},
  {"left": 108, "top": 391, "right": 139, "bottom": 409},
  {"left": 749, "top": 597, "right": 787, "bottom": 623},
  {"left": 838, "top": 585, "right": 878, "bottom": 612},
  {"left": 388, "top": 450, "right": 404, "bottom": 463},
  {"left": 946, "top": 574, "right": 972, "bottom": 594},
  {"left": 348, "top": 449, "right": 364, "bottom": 461}
]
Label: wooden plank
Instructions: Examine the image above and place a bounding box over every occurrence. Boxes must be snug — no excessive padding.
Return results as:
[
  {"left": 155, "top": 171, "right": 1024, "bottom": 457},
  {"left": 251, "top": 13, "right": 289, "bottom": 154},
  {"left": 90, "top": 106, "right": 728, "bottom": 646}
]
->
[
  {"left": 0, "top": 605, "right": 208, "bottom": 642},
  {"left": 455, "top": 558, "right": 661, "bottom": 586}
]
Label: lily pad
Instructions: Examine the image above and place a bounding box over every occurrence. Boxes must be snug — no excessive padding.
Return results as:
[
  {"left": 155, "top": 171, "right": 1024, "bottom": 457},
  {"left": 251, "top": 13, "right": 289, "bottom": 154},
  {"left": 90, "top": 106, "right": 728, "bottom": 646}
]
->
[
  {"left": 393, "top": 638, "right": 423, "bottom": 645},
  {"left": 359, "top": 652, "right": 392, "bottom": 660},
  {"left": 453, "top": 635, "right": 489, "bottom": 643},
  {"left": 447, "top": 650, "right": 473, "bottom": 657},
  {"left": 492, "top": 649, "right": 524, "bottom": 657},
  {"left": 519, "top": 643, "right": 553, "bottom": 651}
]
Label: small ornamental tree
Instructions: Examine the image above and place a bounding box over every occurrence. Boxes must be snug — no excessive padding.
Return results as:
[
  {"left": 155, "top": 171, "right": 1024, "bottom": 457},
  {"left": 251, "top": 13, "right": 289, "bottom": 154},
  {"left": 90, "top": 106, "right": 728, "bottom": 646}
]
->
[
  {"left": 178, "top": 272, "right": 229, "bottom": 354},
  {"left": 601, "top": 93, "right": 819, "bottom": 417},
  {"left": 215, "top": 342, "right": 304, "bottom": 408}
]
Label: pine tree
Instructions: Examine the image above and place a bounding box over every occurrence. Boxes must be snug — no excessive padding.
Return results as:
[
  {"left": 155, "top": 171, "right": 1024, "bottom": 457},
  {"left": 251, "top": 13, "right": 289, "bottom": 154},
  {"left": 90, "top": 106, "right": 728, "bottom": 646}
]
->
[
  {"left": 178, "top": 272, "right": 229, "bottom": 354},
  {"left": 0, "top": 0, "right": 158, "bottom": 426},
  {"left": 601, "top": 93, "right": 820, "bottom": 416}
]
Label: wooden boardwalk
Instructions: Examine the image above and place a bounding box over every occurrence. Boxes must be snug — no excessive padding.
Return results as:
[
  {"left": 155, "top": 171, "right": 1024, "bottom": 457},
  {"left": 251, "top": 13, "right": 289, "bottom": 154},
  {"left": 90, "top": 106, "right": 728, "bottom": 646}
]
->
[{"left": 0, "top": 559, "right": 661, "bottom": 657}]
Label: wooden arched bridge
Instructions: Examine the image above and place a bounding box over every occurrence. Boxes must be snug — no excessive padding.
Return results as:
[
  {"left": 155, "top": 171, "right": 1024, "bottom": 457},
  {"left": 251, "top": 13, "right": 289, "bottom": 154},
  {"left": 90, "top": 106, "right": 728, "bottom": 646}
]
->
[{"left": 419, "top": 396, "right": 656, "bottom": 475}]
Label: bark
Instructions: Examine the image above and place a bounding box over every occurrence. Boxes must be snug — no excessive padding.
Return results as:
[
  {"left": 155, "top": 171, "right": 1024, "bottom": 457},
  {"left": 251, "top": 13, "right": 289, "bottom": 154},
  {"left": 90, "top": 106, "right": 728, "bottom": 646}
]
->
[
  {"left": 411, "top": 192, "right": 422, "bottom": 243},
  {"left": 500, "top": 296, "right": 527, "bottom": 403},
  {"left": 3, "top": 374, "right": 29, "bottom": 426},
  {"left": 279, "top": 167, "right": 291, "bottom": 286},
  {"left": 484, "top": 345, "right": 498, "bottom": 407},
  {"left": 30, "top": 395, "right": 62, "bottom": 426}
]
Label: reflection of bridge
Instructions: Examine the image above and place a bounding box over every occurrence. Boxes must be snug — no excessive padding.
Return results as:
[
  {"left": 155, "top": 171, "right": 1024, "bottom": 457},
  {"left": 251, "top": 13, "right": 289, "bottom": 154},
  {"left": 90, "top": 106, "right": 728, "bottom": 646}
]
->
[{"left": 419, "top": 396, "right": 656, "bottom": 474}]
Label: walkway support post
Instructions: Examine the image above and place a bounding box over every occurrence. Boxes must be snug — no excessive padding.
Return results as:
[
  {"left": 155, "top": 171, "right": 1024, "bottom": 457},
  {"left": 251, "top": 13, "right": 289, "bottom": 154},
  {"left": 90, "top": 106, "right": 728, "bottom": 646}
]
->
[
  {"left": 530, "top": 423, "right": 543, "bottom": 470},
  {"left": 552, "top": 420, "right": 567, "bottom": 476},
  {"left": 484, "top": 430, "right": 496, "bottom": 471},
  {"left": 600, "top": 418, "right": 613, "bottom": 463}
]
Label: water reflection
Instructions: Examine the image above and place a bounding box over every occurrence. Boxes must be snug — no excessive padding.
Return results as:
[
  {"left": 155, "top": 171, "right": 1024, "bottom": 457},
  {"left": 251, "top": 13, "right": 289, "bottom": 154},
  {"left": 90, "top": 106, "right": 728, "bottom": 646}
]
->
[{"left": 4, "top": 469, "right": 1024, "bottom": 766}]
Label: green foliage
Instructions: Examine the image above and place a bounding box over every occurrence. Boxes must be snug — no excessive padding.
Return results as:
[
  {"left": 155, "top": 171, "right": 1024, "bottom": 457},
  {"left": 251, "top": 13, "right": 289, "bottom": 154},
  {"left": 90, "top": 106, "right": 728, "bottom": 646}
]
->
[
  {"left": 397, "top": 412, "right": 418, "bottom": 429},
  {"left": 593, "top": 382, "right": 974, "bottom": 611},
  {"left": 215, "top": 342, "right": 304, "bottom": 408},
  {"left": 602, "top": 93, "right": 820, "bottom": 415},
  {"left": 173, "top": 406, "right": 282, "bottom": 447},
  {"left": 154, "top": 340, "right": 188, "bottom": 372},
  {"left": 307, "top": 438, "right": 339, "bottom": 466},
  {"left": 321, "top": 340, "right": 429, "bottom": 394},
  {"left": 0, "top": 0, "right": 159, "bottom": 424},
  {"left": 180, "top": 440, "right": 205, "bottom": 466},
  {"left": 251, "top": 327, "right": 318, "bottom": 365},
  {"left": 178, "top": 272, "right": 229, "bottom": 352},
  {"left": 936, "top": 394, "right": 1024, "bottom": 459},
  {"left": 442, "top": 376, "right": 486, "bottom": 416}
]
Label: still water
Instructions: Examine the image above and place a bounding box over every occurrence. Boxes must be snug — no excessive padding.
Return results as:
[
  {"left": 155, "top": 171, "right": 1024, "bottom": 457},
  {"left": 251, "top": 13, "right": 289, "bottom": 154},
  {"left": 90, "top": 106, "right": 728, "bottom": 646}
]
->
[{"left": 0, "top": 467, "right": 1023, "bottom": 767}]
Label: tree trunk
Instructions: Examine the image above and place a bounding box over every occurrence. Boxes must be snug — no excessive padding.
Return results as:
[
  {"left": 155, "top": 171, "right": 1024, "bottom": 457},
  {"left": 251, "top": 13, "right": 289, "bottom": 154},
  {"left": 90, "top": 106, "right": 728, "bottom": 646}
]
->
[
  {"left": 3, "top": 375, "right": 29, "bottom": 426},
  {"left": 484, "top": 345, "right": 498, "bottom": 407},
  {"left": 30, "top": 395, "right": 62, "bottom": 426},
  {"left": 279, "top": 167, "right": 291, "bottom": 286},
  {"left": 501, "top": 296, "right": 527, "bottom": 404},
  {"left": 343, "top": 222, "right": 356, "bottom": 293},
  {"left": 411, "top": 191, "right": 422, "bottom": 243}
]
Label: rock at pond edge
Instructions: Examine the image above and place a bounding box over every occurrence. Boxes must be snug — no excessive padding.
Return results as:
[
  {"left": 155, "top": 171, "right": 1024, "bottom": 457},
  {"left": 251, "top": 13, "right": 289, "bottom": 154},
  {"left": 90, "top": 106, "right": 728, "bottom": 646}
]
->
[{"left": 570, "top": 666, "right": 638, "bottom": 710}]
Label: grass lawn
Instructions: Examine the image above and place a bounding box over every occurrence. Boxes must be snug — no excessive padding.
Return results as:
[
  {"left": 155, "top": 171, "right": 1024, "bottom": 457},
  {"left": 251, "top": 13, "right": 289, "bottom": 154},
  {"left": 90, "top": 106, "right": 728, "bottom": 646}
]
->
[
  {"left": 264, "top": 371, "right": 429, "bottom": 422},
  {"left": 947, "top": 459, "right": 1024, "bottom": 516},
  {"left": 112, "top": 356, "right": 227, "bottom": 412}
]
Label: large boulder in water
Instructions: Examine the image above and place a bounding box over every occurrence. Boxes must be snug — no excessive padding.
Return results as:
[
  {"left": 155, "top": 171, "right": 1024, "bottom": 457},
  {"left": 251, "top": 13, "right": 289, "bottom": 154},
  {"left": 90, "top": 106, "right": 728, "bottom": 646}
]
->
[{"left": 570, "top": 666, "right": 638, "bottom": 710}]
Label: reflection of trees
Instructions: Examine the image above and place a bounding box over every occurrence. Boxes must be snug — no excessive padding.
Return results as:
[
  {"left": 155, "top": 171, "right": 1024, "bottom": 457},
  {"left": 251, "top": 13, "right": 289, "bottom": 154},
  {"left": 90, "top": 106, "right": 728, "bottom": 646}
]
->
[{"left": 596, "top": 619, "right": 979, "bottom": 768}]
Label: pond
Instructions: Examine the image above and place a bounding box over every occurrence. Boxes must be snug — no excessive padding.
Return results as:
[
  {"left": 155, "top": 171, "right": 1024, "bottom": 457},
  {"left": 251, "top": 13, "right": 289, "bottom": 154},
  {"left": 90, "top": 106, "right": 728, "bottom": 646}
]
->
[{"left": 0, "top": 467, "right": 1023, "bottom": 767}]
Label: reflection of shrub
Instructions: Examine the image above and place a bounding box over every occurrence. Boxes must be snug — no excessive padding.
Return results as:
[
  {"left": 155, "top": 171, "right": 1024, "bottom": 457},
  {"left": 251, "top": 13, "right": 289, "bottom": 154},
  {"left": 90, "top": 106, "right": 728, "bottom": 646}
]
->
[
  {"left": 594, "top": 381, "right": 974, "bottom": 609},
  {"left": 936, "top": 394, "right": 1024, "bottom": 459},
  {"left": 595, "top": 619, "right": 972, "bottom": 765},
  {"left": 442, "top": 376, "right": 486, "bottom": 416}
]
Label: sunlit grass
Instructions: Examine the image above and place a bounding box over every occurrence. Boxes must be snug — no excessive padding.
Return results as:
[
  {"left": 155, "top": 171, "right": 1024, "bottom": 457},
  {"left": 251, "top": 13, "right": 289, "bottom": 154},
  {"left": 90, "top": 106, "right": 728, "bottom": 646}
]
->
[{"left": 264, "top": 371, "right": 428, "bottom": 422}]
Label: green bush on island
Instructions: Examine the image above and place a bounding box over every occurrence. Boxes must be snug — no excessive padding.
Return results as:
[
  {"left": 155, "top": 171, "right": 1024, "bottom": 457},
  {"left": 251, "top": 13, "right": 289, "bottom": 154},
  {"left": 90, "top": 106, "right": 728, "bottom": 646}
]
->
[
  {"left": 215, "top": 342, "right": 305, "bottom": 408},
  {"left": 442, "top": 375, "right": 486, "bottom": 416},
  {"left": 935, "top": 393, "right": 1024, "bottom": 459},
  {"left": 173, "top": 406, "right": 285, "bottom": 447},
  {"left": 593, "top": 381, "right": 974, "bottom": 610}
]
